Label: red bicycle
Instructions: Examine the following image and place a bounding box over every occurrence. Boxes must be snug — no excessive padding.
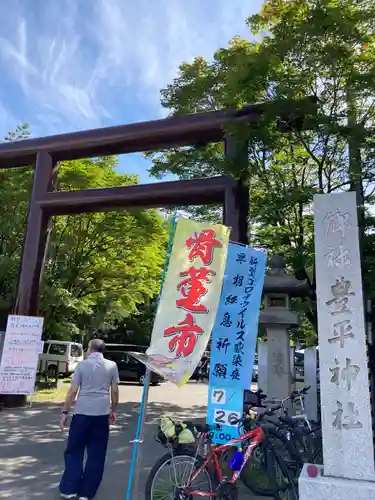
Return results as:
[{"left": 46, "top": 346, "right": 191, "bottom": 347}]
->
[{"left": 145, "top": 417, "right": 298, "bottom": 500}]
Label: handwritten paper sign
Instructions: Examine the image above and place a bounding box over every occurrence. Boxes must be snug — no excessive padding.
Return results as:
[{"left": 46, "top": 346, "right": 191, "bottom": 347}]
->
[
  {"left": 206, "top": 385, "right": 244, "bottom": 444},
  {"left": 0, "top": 315, "right": 44, "bottom": 395}
]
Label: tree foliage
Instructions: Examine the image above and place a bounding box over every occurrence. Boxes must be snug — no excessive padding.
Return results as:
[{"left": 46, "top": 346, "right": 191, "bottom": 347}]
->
[
  {"left": 0, "top": 128, "right": 167, "bottom": 341},
  {"left": 147, "top": 0, "right": 375, "bottom": 345}
]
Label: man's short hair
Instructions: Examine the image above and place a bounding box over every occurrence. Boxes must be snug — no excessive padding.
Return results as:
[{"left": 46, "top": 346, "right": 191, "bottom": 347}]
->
[{"left": 89, "top": 338, "right": 106, "bottom": 353}]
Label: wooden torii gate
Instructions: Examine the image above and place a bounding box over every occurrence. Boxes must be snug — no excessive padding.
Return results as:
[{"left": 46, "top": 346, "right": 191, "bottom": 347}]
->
[{"left": 0, "top": 96, "right": 317, "bottom": 406}]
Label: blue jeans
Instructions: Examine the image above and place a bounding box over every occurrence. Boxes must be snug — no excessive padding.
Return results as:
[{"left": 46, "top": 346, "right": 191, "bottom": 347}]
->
[{"left": 60, "top": 414, "right": 110, "bottom": 498}]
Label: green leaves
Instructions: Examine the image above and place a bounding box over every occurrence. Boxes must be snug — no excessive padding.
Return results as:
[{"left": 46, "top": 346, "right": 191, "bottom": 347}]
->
[
  {"left": 147, "top": 0, "right": 375, "bottom": 342},
  {"left": 0, "top": 139, "right": 168, "bottom": 341}
]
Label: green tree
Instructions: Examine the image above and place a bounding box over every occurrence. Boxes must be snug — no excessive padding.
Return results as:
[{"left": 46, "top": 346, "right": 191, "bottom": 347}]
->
[
  {"left": 0, "top": 126, "right": 33, "bottom": 327},
  {"left": 0, "top": 137, "right": 168, "bottom": 340},
  {"left": 147, "top": 0, "right": 375, "bottom": 343}
]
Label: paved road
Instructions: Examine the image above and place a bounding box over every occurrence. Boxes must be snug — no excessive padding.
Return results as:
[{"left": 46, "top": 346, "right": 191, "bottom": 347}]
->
[{"left": 0, "top": 382, "right": 264, "bottom": 499}]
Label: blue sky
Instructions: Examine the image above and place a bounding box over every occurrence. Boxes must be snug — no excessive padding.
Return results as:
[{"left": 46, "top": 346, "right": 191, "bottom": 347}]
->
[{"left": 0, "top": 0, "right": 262, "bottom": 183}]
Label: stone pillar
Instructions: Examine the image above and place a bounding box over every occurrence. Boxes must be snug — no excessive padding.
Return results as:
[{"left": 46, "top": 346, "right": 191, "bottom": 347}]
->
[
  {"left": 299, "top": 191, "right": 375, "bottom": 500},
  {"left": 257, "top": 342, "right": 268, "bottom": 393},
  {"left": 260, "top": 255, "right": 308, "bottom": 404},
  {"left": 266, "top": 326, "right": 291, "bottom": 403},
  {"left": 304, "top": 347, "right": 318, "bottom": 422}
]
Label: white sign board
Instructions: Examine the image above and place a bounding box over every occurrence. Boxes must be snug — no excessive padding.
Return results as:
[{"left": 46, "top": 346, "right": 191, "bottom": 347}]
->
[
  {"left": 0, "top": 315, "right": 44, "bottom": 395},
  {"left": 314, "top": 192, "right": 375, "bottom": 481}
]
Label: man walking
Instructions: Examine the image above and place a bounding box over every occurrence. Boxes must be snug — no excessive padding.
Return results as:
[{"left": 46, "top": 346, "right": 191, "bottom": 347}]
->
[{"left": 59, "top": 339, "right": 119, "bottom": 499}]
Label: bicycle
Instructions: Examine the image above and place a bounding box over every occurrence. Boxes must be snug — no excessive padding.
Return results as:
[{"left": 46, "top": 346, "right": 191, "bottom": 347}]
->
[
  {"left": 240, "top": 386, "right": 322, "bottom": 494},
  {"left": 145, "top": 415, "right": 298, "bottom": 500},
  {"left": 255, "top": 386, "right": 322, "bottom": 464}
]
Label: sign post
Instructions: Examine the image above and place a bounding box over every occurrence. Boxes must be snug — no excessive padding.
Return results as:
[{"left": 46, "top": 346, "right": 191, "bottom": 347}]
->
[
  {"left": 0, "top": 315, "right": 44, "bottom": 396},
  {"left": 125, "top": 215, "right": 177, "bottom": 500},
  {"left": 299, "top": 192, "right": 375, "bottom": 500},
  {"left": 126, "top": 217, "right": 230, "bottom": 499}
]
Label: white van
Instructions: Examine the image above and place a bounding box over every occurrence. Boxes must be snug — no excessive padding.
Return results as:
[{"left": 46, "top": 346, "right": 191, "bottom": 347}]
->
[{"left": 38, "top": 340, "right": 83, "bottom": 378}]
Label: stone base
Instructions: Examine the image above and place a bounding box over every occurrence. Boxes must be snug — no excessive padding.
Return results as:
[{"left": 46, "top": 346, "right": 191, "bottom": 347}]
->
[{"left": 299, "top": 464, "right": 375, "bottom": 500}]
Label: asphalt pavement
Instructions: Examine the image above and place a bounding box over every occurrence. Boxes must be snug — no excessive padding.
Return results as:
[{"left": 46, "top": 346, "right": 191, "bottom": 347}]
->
[{"left": 0, "top": 382, "right": 263, "bottom": 499}]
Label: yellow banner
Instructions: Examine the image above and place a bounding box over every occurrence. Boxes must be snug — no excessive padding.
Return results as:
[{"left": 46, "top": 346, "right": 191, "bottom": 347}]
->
[{"left": 145, "top": 218, "right": 230, "bottom": 386}]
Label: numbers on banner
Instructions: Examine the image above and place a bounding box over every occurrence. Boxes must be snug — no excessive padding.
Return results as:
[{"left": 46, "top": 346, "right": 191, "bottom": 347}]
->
[
  {"left": 211, "top": 388, "right": 226, "bottom": 404},
  {"left": 213, "top": 409, "right": 241, "bottom": 427}
]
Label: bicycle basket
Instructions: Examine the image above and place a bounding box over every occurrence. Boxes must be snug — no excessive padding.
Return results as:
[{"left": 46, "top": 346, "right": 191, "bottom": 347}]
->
[{"left": 155, "top": 416, "right": 198, "bottom": 448}]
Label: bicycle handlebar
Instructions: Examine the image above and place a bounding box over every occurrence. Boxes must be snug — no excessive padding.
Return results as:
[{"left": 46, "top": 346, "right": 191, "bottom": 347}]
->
[
  {"left": 290, "top": 385, "right": 311, "bottom": 398},
  {"left": 199, "top": 386, "right": 312, "bottom": 435},
  {"left": 257, "top": 385, "right": 311, "bottom": 407}
]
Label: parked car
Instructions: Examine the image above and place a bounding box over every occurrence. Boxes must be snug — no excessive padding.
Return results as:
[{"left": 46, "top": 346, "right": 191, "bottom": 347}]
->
[
  {"left": 103, "top": 350, "right": 163, "bottom": 386},
  {"left": 84, "top": 343, "right": 148, "bottom": 359},
  {"left": 105, "top": 343, "right": 148, "bottom": 353},
  {"left": 38, "top": 340, "right": 84, "bottom": 378}
]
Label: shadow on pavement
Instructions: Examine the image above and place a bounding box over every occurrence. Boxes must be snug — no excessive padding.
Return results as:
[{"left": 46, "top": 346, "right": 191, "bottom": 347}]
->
[{"left": 0, "top": 400, "right": 207, "bottom": 500}]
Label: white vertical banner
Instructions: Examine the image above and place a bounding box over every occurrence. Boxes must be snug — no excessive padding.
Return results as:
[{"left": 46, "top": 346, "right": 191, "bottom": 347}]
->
[
  {"left": 0, "top": 315, "right": 44, "bottom": 395},
  {"left": 314, "top": 192, "right": 375, "bottom": 480}
]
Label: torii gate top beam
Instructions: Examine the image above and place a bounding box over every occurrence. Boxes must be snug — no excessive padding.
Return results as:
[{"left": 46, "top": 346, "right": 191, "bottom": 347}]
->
[{"left": 0, "top": 96, "right": 316, "bottom": 168}]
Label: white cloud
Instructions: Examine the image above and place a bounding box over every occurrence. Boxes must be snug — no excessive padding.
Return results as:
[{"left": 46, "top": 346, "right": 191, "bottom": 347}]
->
[
  {"left": 0, "top": 0, "right": 259, "bottom": 136},
  {"left": 0, "top": 101, "right": 17, "bottom": 139},
  {"left": 93, "top": 0, "right": 255, "bottom": 115}
]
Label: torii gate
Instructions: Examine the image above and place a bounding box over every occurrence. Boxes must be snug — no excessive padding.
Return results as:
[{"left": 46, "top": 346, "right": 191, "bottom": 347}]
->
[{"left": 0, "top": 96, "right": 316, "bottom": 406}]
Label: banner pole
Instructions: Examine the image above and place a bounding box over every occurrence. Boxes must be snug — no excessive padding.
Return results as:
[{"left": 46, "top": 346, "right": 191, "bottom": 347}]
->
[{"left": 125, "top": 213, "right": 177, "bottom": 500}]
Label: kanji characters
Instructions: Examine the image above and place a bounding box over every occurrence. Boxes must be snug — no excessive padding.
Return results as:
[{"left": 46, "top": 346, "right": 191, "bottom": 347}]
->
[
  {"left": 332, "top": 401, "right": 344, "bottom": 429},
  {"left": 186, "top": 229, "right": 223, "bottom": 265},
  {"left": 164, "top": 313, "right": 204, "bottom": 358},
  {"left": 234, "top": 342, "right": 244, "bottom": 355},
  {"left": 232, "top": 354, "right": 243, "bottom": 367},
  {"left": 329, "top": 358, "right": 340, "bottom": 386},
  {"left": 225, "top": 294, "right": 238, "bottom": 305},
  {"left": 324, "top": 210, "right": 351, "bottom": 238},
  {"left": 325, "top": 245, "right": 351, "bottom": 268},
  {"left": 221, "top": 312, "right": 232, "bottom": 328},
  {"left": 216, "top": 337, "right": 230, "bottom": 353},
  {"left": 328, "top": 319, "right": 354, "bottom": 348},
  {"left": 330, "top": 357, "right": 360, "bottom": 390},
  {"left": 233, "top": 274, "right": 244, "bottom": 287},
  {"left": 236, "top": 252, "right": 247, "bottom": 264},
  {"left": 325, "top": 277, "right": 355, "bottom": 315},
  {"left": 332, "top": 401, "right": 362, "bottom": 430},
  {"left": 341, "top": 358, "right": 360, "bottom": 391},
  {"left": 343, "top": 402, "right": 363, "bottom": 429},
  {"left": 213, "top": 363, "right": 227, "bottom": 379},
  {"left": 176, "top": 266, "right": 215, "bottom": 313}
]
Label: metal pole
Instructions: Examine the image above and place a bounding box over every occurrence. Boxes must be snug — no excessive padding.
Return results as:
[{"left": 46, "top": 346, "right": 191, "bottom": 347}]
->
[{"left": 125, "top": 214, "right": 177, "bottom": 500}]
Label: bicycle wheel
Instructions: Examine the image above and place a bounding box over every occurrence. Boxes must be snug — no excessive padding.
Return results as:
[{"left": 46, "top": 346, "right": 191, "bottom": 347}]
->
[
  {"left": 266, "top": 426, "right": 304, "bottom": 479},
  {"left": 240, "top": 429, "right": 298, "bottom": 500},
  {"left": 291, "top": 421, "right": 322, "bottom": 464},
  {"left": 267, "top": 446, "right": 299, "bottom": 500},
  {"left": 308, "top": 426, "right": 322, "bottom": 464},
  {"left": 145, "top": 450, "right": 215, "bottom": 500}
]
